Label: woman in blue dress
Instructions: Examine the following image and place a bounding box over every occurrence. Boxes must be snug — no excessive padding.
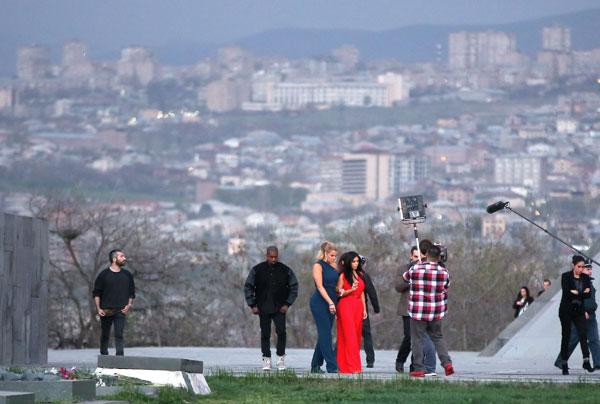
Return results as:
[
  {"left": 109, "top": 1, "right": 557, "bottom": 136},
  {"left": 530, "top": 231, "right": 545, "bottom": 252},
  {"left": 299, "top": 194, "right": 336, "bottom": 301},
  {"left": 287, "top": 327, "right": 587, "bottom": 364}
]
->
[{"left": 310, "top": 241, "right": 339, "bottom": 373}]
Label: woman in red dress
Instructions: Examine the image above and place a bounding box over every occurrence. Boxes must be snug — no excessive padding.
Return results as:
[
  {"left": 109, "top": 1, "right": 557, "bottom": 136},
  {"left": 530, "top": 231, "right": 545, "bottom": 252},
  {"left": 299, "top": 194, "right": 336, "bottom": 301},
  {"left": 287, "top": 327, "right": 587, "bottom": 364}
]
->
[{"left": 335, "top": 251, "right": 367, "bottom": 373}]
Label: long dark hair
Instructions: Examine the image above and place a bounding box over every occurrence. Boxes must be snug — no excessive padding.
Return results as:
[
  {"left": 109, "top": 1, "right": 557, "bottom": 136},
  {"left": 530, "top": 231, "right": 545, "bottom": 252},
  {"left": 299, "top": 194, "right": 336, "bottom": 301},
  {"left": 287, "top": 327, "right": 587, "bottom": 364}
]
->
[
  {"left": 516, "top": 286, "right": 531, "bottom": 301},
  {"left": 339, "top": 251, "right": 362, "bottom": 286}
]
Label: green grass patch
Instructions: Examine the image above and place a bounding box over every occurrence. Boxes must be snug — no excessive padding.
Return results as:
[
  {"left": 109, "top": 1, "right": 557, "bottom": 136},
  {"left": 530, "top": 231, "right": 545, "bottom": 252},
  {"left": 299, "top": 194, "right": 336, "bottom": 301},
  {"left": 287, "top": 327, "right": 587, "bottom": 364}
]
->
[{"left": 106, "top": 371, "right": 600, "bottom": 403}]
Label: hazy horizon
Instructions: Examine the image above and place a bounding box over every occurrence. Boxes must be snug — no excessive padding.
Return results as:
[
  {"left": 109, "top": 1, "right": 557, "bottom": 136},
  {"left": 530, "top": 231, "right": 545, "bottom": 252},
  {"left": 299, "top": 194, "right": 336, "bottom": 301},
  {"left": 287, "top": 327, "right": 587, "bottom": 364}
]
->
[{"left": 2, "top": 0, "right": 599, "bottom": 47}]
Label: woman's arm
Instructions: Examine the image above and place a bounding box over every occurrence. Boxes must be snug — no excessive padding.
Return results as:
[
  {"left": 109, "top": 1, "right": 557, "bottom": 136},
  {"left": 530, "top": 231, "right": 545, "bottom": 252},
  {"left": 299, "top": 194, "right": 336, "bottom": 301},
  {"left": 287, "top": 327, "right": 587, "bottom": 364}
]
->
[
  {"left": 313, "top": 263, "right": 336, "bottom": 313},
  {"left": 336, "top": 273, "right": 345, "bottom": 297}
]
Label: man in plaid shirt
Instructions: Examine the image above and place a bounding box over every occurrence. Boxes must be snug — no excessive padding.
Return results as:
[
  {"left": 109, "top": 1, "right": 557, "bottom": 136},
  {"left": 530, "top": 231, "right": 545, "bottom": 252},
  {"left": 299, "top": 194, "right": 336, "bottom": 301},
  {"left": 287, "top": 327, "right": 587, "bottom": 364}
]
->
[{"left": 402, "top": 244, "right": 454, "bottom": 377}]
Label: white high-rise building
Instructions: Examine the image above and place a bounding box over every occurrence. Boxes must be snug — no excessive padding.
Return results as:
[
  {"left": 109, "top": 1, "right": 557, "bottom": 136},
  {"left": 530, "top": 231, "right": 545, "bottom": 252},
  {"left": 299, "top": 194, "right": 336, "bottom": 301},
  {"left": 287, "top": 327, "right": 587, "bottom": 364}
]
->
[
  {"left": 449, "top": 31, "right": 517, "bottom": 70},
  {"left": 542, "top": 26, "right": 571, "bottom": 52},
  {"left": 16, "top": 45, "right": 51, "bottom": 80},
  {"left": 117, "top": 47, "right": 159, "bottom": 86},
  {"left": 391, "top": 155, "right": 430, "bottom": 194},
  {"left": 341, "top": 153, "right": 392, "bottom": 201}
]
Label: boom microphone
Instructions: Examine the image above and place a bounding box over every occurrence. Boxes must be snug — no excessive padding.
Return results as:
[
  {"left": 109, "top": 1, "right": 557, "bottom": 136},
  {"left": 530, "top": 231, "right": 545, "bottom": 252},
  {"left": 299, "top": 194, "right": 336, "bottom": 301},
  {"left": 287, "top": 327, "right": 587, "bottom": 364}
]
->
[{"left": 486, "top": 201, "right": 508, "bottom": 214}]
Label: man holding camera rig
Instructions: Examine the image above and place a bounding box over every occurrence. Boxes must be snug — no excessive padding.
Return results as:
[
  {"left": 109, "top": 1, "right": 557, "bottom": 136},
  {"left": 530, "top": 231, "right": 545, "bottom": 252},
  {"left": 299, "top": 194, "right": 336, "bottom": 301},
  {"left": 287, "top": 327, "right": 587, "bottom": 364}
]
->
[
  {"left": 402, "top": 243, "right": 454, "bottom": 378},
  {"left": 396, "top": 241, "right": 438, "bottom": 375}
]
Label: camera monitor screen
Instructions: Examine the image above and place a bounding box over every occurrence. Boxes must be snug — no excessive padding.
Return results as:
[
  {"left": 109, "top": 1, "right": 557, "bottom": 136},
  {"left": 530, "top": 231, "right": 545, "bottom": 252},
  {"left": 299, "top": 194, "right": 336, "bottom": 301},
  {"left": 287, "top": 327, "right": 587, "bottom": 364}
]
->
[{"left": 398, "top": 195, "right": 426, "bottom": 222}]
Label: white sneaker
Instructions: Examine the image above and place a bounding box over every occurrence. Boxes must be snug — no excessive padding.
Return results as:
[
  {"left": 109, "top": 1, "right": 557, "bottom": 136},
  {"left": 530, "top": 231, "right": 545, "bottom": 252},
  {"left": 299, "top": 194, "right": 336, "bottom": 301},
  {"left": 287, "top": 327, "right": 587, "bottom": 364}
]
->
[
  {"left": 276, "top": 355, "right": 286, "bottom": 370},
  {"left": 262, "top": 356, "right": 272, "bottom": 371},
  {"left": 424, "top": 371, "right": 437, "bottom": 377}
]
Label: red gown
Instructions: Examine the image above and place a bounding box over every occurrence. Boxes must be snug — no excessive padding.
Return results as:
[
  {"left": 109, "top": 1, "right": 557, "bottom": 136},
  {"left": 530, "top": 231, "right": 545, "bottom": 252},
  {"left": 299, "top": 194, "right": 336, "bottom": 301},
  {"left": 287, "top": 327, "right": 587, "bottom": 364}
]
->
[{"left": 336, "top": 273, "right": 365, "bottom": 373}]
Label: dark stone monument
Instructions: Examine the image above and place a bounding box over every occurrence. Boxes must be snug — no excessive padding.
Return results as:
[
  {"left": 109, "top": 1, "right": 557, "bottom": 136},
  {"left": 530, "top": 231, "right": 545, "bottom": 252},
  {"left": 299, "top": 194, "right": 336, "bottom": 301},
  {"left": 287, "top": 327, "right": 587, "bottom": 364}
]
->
[{"left": 0, "top": 213, "right": 49, "bottom": 365}]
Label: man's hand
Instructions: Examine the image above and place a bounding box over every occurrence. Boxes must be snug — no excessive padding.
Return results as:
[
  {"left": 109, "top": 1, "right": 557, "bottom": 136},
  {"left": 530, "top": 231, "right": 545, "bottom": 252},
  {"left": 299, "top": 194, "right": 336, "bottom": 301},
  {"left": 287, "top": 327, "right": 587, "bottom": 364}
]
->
[
  {"left": 279, "top": 305, "right": 289, "bottom": 314},
  {"left": 585, "top": 312, "right": 590, "bottom": 320},
  {"left": 251, "top": 306, "right": 259, "bottom": 315},
  {"left": 121, "top": 304, "right": 132, "bottom": 314},
  {"left": 97, "top": 308, "right": 106, "bottom": 317}
]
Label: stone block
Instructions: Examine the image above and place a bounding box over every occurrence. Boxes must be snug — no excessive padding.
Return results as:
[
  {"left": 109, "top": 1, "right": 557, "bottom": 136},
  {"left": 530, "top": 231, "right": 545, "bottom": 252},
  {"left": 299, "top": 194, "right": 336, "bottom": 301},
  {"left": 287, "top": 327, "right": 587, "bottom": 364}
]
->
[
  {"left": 97, "top": 355, "right": 203, "bottom": 373},
  {"left": 0, "top": 391, "right": 35, "bottom": 404},
  {"left": 0, "top": 380, "right": 95, "bottom": 402}
]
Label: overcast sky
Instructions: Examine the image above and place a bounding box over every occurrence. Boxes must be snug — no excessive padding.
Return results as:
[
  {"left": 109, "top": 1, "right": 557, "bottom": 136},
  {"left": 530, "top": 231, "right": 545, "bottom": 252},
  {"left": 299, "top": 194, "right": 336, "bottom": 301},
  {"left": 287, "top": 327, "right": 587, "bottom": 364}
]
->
[{"left": 1, "top": 0, "right": 599, "bottom": 47}]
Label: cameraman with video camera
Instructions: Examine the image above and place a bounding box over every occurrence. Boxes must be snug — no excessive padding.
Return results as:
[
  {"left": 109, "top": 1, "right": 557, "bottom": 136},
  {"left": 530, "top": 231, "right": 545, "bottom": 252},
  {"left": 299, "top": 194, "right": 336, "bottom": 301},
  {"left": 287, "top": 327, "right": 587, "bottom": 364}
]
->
[{"left": 395, "top": 241, "right": 438, "bottom": 375}]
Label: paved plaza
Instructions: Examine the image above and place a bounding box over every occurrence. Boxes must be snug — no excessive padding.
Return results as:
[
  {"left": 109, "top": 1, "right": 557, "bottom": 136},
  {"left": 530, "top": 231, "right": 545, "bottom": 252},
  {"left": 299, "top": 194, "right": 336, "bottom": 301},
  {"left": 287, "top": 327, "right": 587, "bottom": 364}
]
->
[{"left": 49, "top": 346, "right": 600, "bottom": 383}]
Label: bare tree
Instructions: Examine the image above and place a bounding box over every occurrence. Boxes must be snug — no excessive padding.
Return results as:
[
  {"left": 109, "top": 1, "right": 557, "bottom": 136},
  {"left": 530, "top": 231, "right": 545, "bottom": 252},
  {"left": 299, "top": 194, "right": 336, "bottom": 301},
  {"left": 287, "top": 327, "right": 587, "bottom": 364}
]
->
[{"left": 31, "top": 195, "right": 195, "bottom": 348}]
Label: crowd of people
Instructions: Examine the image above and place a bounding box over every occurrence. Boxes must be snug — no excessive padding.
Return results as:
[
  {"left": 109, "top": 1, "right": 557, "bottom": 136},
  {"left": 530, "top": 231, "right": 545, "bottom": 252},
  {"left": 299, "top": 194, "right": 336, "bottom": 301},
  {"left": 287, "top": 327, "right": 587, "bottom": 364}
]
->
[
  {"left": 243, "top": 240, "right": 454, "bottom": 377},
  {"left": 89, "top": 244, "right": 599, "bottom": 378}
]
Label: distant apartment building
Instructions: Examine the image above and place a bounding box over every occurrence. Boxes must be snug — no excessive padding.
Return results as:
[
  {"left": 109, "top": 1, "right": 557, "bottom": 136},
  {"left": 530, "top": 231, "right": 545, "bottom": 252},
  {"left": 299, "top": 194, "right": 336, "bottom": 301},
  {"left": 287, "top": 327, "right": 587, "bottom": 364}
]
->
[
  {"left": 390, "top": 154, "right": 430, "bottom": 194},
  {"left": 258, "top": 73, "right": 408, "bottom": 109},
  {"left": 16, "top": 45, "right": 51, "bottom": 80},
  {"left": 494, "top": 155, "right": 544, "bottom": 191},
  {"left": 538, "top": 26, "right": 572, "bottom": 78},
  {"left": 203, "top": 79, "right": 251, "bottom": 112},
  {"left": 0, "top": 87, "right": 15, "bottom": 111},
  {"left": 537, "top": 51, "right": 572, "bottom": 78},
  {"left": 332, "top": 45, "right": 359, "bottom": 72},
  {"left": 542, "top": 26, "right": 571, "bottom": 52},
  {"left": 117, "top": 47, "right": 158, "bottom": 86},
  {"left": 437, "top": 186, "right": 474, "bottom": 205},
  {"left": 341, "top": 153, "right": 392, "bottom": 201},
  {"left": 448, "top": 31, "right": 517, "bottom": 70},
  {"left": 572, "top": 49, "right": 600, "bottom": 75},
  {"left": 62, "top": 41, "right": 94, "bottom": 79},
  {"left": 481, "top": 215, "right": 507, "bottom": 238},
  {"left": 217, "top": 46, "right": 254, "bottom": 77},
  {"left": 319, "top": 156, "right": 343, "bottom": 192}
]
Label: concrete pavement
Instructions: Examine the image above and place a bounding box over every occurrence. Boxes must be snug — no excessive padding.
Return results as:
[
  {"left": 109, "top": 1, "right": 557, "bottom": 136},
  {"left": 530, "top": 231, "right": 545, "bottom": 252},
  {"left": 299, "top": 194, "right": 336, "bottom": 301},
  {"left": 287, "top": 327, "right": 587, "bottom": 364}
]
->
[{"left": 48, "top": 347, "right": 600, "bottom": 383}]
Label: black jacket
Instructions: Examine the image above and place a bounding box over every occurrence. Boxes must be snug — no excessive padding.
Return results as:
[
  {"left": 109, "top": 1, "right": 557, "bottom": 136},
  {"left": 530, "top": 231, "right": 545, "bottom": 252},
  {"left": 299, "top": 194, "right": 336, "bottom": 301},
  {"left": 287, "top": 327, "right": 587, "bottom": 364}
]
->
[
  {"left": 244, "top": 261, "right": 298, "bottom": 314},
  {"left": 360, "top": 271, "right": 380, "bottom": 314},
  {"left": 559, "top": 270, "right": 592, "bottom": 318},
  {"left": 513, "top": 296, "right": 534, "bottom": 318}
]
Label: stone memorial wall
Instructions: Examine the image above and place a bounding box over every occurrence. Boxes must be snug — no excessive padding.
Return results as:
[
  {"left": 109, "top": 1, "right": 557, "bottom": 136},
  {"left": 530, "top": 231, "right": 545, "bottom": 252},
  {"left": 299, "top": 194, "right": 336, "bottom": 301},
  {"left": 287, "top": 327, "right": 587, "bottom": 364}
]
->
[{"left": 0, "top": 213, "right": 49, "bottom": 365}]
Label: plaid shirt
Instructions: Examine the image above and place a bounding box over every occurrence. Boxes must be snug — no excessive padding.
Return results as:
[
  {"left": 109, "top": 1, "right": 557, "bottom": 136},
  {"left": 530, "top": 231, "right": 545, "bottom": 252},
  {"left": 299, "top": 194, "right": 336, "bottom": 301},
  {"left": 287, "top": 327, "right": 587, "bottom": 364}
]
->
[{"left": 402, "top": 261, "right": 449, "bottom": 321}]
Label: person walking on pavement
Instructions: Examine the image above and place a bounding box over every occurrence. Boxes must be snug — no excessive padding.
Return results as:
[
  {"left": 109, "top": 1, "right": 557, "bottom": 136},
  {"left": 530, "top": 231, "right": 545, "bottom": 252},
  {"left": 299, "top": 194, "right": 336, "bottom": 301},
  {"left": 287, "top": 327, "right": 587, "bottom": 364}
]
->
[{"left": 244, "top": 246, "right": 299, "bottom": 371}]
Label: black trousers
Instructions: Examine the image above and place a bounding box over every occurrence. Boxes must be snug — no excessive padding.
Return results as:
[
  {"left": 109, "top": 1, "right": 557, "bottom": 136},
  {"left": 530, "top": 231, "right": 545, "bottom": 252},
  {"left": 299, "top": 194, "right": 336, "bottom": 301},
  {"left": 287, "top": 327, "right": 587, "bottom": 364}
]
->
[
  {"left": 259, "top": 311, "right": 286, "bottom": 357},
  {"left": 396, "top": 316, "right": 411, "bottom": 363},
  {"left": 362, "top": 315, "right": 374, "bottom": 365},
  {"left": 560, "top": 312, "right": 589, "bottom": 362},
  {"left": 100, "top": 312, "right": 126, "bottom": 356}
]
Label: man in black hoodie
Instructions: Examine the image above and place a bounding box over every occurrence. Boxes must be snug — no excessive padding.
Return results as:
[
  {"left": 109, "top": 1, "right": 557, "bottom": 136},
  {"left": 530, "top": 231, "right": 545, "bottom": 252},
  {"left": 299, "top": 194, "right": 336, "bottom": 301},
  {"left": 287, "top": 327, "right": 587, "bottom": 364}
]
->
[{"left": 244, "top": 246, "right": 299, "bottom": 371}]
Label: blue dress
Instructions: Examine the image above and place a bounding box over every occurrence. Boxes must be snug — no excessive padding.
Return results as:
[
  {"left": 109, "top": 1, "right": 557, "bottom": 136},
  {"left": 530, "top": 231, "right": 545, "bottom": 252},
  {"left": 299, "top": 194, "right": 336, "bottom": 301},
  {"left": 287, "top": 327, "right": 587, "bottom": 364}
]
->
[{"left": 310, "top": 259, "right": 339, "bottom": 372}]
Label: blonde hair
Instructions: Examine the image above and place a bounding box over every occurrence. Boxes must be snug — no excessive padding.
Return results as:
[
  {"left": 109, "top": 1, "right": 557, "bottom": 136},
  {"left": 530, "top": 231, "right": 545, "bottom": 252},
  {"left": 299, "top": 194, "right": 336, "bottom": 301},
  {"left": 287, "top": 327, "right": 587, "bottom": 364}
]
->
[{"left": 316, "top": 241, "right": 337, "bottom": 260}]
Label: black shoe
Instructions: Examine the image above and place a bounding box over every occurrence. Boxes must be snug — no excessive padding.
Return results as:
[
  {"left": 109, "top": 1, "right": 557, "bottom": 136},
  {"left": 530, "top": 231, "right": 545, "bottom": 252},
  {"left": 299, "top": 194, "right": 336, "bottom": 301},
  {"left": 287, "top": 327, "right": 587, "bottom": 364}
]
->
[
  {"left": 395, "top": 361, "right": 404, "bottom": 373},
  {"left": 583, "top": 360, "right": 594, "bottom": 373},
  {"left": 310, "top": 368, "right": 325, "bottom": 374},
  {"left": 366, "top": 363, "right": 374, "bottom": 368},
  {"left": 595, "top": 365, "right": 600, "bottom": 370},
  {"left": 562, "top": 364, "right": 569, "bottom": 375}
]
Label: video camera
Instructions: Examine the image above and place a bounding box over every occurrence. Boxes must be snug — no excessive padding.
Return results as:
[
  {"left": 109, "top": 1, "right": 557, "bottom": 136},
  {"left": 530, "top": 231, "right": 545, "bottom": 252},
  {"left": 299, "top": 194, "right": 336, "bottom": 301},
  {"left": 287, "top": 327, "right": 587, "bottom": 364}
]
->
[
  {"left": 434, "top": 242, "right": 448, "bottom": 263},
  {"left": 398, "top": 194, "right": 448, "bottom": 263}
]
